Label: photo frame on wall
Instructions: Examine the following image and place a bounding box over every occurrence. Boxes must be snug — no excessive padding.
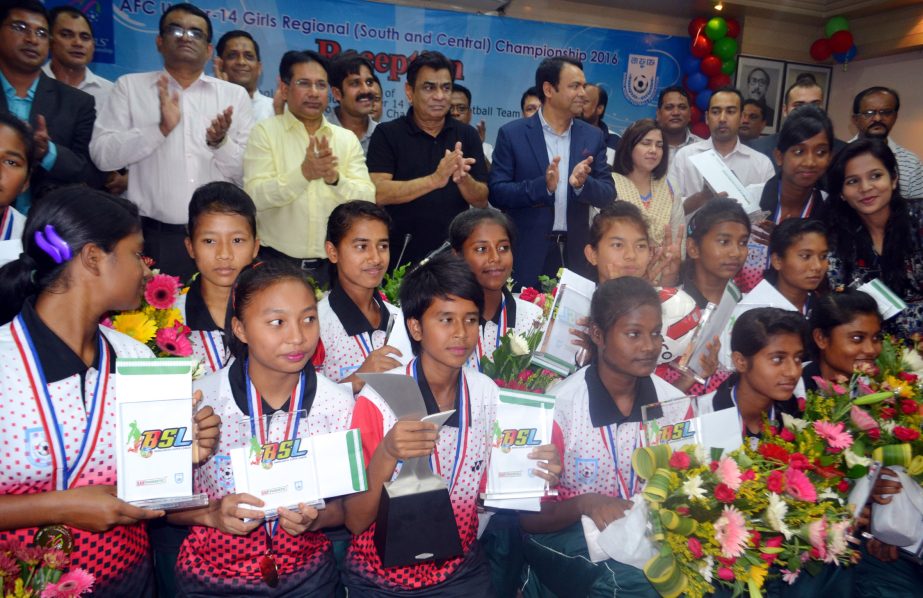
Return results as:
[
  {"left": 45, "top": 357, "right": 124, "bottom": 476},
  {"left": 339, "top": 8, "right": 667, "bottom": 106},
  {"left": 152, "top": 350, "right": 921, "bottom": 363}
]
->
[
  {"left": 735, "top": 55, "right": 786, "bottom": 134},
  {"left": 782, "top": 62, "right": 832, "bottom": 112}
]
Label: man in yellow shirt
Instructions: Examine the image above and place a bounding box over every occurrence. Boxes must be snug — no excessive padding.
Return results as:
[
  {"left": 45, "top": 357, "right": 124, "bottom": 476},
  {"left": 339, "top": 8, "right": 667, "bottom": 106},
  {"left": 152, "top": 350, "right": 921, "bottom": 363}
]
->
[{"left": 244, "top": 50, "right": 374, "bottom": 286}]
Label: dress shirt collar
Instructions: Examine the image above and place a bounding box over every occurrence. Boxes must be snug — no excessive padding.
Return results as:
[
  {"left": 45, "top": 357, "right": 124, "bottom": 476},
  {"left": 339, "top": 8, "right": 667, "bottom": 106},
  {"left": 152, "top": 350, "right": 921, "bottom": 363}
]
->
[
  {"left": 228, "top": 355, "right": 318, "bottom": 418},
  {"left": 41, "top": 62, "right": 104, "bottom": 90},
  {"left": 403, "top": 107, "right": 455, "bottom": 138},
  {"left": 706, "top": 136, "right": 749, "bottom": 159},
  {"left": 328, "top": 283, "right": 390, "bottom": 337},
  {"left": 585, "top": 363, "right": 660, "bottom": 427},
  {"left": 281, "top": 106, "right": 332, "bottom": 136},
  {"left": 0, "top": 70, "right": 39, "bottom": 101},
  {"left": 538, "top": 106, "right": 573, "bottom": 138}
]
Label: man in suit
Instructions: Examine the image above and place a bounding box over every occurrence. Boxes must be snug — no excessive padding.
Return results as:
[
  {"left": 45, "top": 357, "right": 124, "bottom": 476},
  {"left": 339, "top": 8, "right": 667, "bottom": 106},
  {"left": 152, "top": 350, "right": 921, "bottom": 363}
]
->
[
  {"left": 0, "top": 0, "right": 98, "bottom": 211},
  {"left": 490, "top": 56, "right": 614, "bottom": 288}
]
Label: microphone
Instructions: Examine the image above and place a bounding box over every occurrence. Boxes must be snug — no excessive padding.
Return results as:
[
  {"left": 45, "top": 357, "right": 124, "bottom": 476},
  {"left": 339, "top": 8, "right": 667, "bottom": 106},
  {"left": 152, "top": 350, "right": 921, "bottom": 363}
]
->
[
  {"left": 394, "top": 233, "right": 412, "bottom": 269},
  {"left": 418, "top": 240, "right": 451, "bottom": 267}
]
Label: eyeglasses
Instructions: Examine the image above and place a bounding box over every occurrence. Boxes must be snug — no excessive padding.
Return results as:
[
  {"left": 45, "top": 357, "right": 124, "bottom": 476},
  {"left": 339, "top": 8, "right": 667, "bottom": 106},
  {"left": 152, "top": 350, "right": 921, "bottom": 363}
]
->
[
  {"left": 450, "top": 104, "right": 469, "bottom": 114},
  {"left": 291, "top": 79, "right": 329, "bottom": 92},
  {"left": 857, "top": 109, "right": 896, "bottom": 119},
  {"left": 164, "top": 24, "right": 207, "bottom": 42},
  {"left": 8, "top": 21, "right": 49, "bottom": 39}
]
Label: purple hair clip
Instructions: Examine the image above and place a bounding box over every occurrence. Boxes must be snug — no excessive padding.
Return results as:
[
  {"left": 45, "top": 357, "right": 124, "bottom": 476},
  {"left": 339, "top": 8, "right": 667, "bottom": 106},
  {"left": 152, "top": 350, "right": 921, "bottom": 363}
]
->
[{"left": 34, "top": 225, "right": 73, "bottom": 264}]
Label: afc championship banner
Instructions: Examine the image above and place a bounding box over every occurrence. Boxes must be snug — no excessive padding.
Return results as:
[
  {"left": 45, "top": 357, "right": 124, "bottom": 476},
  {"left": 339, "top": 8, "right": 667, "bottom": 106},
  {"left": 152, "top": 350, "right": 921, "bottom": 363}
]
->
[{"left": 89, "top": 0, "right": 690, "bottom": 142}]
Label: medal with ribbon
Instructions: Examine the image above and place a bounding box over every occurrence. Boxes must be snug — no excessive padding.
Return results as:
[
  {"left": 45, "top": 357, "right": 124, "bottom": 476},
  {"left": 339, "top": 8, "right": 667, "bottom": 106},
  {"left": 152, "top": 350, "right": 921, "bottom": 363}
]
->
[
  {"left": 474, "top": 295, "right": 508, "bottom": 371},
  {"left": 599, "top": 422, "right": 643, "bottom": 499},
  {"left": 244, "top": 360, "right": 306, "bottom": 588},
  {"left": 0, "top": 207, "right": 14, "bottom": 240},
  {"left": 199, "top": 330, "right": 226, "bottom": 372}
]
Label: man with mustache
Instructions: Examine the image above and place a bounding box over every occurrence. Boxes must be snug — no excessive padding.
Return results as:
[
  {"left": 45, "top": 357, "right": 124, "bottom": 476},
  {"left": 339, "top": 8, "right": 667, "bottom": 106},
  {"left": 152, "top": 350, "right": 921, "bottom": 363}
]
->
[
  {"left": 850, "top": 86, "right": 923, "bottom": 199},
  {"left": 655, "top": 86, "right": 702, "bottom": 160},
  {"left": 0, "top": 0, "right": 100, "bottom": 210},
  {"left": 670, "top": 87, "right": 774, "bottom": 215},
  {"left": 328, "top": 52, "right": 378, "bottom": 155},
  {"left": 739, "top": 99, "right": 767, "bottom": 145},
  {"left": 244, "top": 50, "right": 375, "bottom": 287},
  {"left": 213, "top": 30, "right": 276, "bottom": 122}
]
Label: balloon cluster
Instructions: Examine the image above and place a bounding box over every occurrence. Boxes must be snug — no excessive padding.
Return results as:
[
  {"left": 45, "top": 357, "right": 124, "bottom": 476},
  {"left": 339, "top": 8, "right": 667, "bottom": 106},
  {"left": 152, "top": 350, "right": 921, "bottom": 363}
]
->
[
  {"left": 809, "top": 16, "right": 857, "bottom": 66},
  {"left": 684, "top": 17, "right": 740, "bottom": 139}
]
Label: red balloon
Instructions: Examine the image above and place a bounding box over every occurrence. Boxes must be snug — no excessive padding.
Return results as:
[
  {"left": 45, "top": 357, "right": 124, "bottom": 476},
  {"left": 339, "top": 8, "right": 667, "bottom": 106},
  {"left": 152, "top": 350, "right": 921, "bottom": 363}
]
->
[
  {"left": 708, "top": 74, "right": 732, "bottom": 90},
  {"left": 810, "top": 38, "right": 832, "bottom": 61},
  {"left": 690, "top": 105, "right": 703, "bottom": 124},
  {"left": 688, "top": 17, "right": 708, "bottom": 38},
  {"left": 691, "top": 121, "right": 711, "bottom": 139},
  {"left": 700, "top": 55, "right": 722, "bottom": 77},
  {"left": 830, "top": 30, "right": 853, "bottom": 54},
  {"left": 691, "top": 35, "right": 713, "bottom": 58},
  {"left": 726, "top": 19, "right": 741, "bottom": 39},
  {"left": 686, "top": 90, "right": 697, "bottom": 106}
]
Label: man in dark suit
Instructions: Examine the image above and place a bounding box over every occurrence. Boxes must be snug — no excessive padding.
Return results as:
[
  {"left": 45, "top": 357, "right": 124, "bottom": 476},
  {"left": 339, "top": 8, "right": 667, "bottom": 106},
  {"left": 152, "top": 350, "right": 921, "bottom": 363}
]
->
[
  {"left": 490, "top": 56, "right": 614, "bottom": 288},
  {"left": 0, "top": 0, "right": 99, "bottom": 211}
]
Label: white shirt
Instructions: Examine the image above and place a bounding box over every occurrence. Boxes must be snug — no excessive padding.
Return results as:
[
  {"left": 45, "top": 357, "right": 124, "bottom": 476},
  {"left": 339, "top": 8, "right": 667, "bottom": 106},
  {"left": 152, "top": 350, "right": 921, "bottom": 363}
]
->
[
  {"left": 538, "top": 107, "right": 573, "bottom": 231},
  {"left": 326, "top": 108, "right": 378, "bottom": 155},
  {"left": 667, "top": 129, "right": 703, "bottom": 162},
  {"left": 41, "top": 63, "right": 114, "bottom": 110},
  {"left": 849, "top": 135, "right": 923, "bottom": 200},
  {"left": 251, "top": 90, "right": 275, "bottom": 122},
  {"left": 669, "top": 137, "right": 775, "bottom": 206},
  {"left": 90, "top": 70, "right": 254, "bottom": 224}
]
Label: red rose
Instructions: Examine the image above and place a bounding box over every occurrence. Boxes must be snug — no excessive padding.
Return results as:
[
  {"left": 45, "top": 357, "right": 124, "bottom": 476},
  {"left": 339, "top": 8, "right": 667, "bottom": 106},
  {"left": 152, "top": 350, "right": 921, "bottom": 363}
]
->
[
  {"left": 759, "top": 443, "right": 790, "bottom": 463},
  {"left": 901, "top": 399, "right": 919, "bottom": 415},
  {"left": 717, "top": 567, "right": 735, "bottom": 581},
  {"left": 780, "top": 428, "right": 796, "bottom": 442},
  {"left": 867, "top": 428, "right": 881, "bottom": 440},
  {"left": 788, "top": 453, "right": 811, "bottom": 470},
  {"left": 717, "top": 557, "right": 736, "bottom": 567},
  {"left": 688, "top": 537, "right": 703, "bottom": 559},
  {"left": 676, "top": 505, "right": 691, "bottom": 516},
  {"left": 669, "top": 451, "right": 692, "bottom": 470},
  {"left": 551, "top": 286, "right": 558, "bottom": 298},
  {"left": 767, "top": 470, "right": 786, "bottom": 493},
  {"left": 750, "top": 530, "right": 762, "bottom": 547},
  {"left": 519, "top": 287, "right": 539, "bottom": 302},
  {"left": 798, "top": 396, "right": 807, "bottom": 412},
  {"left": 894, "top": 426, "right": 920, "bottom": 442},
  {"left": 741, "top": 469, "right": 756, "bottom": 481},
  {"left": 715, "top": 483, "right": 736, "bottom": 503},
  {"left": 766, "top": 424, "right": 779, "bottom": 436},
  {"left": 760, "top": 552, "right": 778, "bottom": 564},
  {"left": 710, "top": 460, "right": 720, "bottom": 472},
  {"left": 813, "top": 461, "right": 842, "bottom": 479},
  {"left": 837, "top": 479, "right": 850, "bottom": 493},
  {"left": 765, "top": 536, "right": 784, "bottom": 548},
  {"left": 880, "top": 407, "right": 896, "bottom": 420},
  {"left": 899, "top": 372, "right": 919, "bottom": 384},
  {"left": 311, "top": 338, "right": 326, "bottom": 368}
]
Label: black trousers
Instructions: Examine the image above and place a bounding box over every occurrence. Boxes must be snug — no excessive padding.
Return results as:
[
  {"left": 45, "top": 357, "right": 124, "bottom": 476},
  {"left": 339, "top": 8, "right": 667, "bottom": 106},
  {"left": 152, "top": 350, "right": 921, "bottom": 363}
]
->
[
  {"left": 141, "top": 217, "right": 196, "bottom": 282},
  {"left": 257, "top": 245, "right": 332, "bottom": 289}
]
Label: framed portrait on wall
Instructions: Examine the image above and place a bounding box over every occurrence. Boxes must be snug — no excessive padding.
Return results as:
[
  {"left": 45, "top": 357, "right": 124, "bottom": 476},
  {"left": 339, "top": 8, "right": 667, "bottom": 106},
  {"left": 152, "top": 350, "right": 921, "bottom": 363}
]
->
[
  {"left": 782, "top": 62, "right": 833, "bottom": 112},
  {"left": 735, "top": 55, "right": 785, "bottom": 134}
]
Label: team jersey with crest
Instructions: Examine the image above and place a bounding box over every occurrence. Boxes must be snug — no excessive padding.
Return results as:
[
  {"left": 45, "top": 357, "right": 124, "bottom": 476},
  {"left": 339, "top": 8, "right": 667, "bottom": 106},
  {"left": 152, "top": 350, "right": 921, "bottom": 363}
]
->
[
  {"left": 175, "top": 359, "right": 353, "bottom": 596},
  {"left": 317, "top": 285, "right": 413, "bottom": 384},
  {"left": 551, "top": 365, "right": 686, "bottom": 501},
  {"left": 345, "top": 360, "right": 498, "bottom": 591},
  {"left": 0, "top": 300, "right": 155, "bottom": 597},
  {"left": 465, "top": 288, "right": 544, "bottom": 371},
  {"left": 176, "top": 278, "right": 230, "bottom": 375}
]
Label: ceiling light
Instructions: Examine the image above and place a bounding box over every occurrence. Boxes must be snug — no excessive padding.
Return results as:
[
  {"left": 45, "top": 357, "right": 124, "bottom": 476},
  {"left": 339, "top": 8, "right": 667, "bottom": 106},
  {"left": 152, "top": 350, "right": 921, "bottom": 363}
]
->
[{"left": 715, "top": 1, "right": 724, "bottom": 10}]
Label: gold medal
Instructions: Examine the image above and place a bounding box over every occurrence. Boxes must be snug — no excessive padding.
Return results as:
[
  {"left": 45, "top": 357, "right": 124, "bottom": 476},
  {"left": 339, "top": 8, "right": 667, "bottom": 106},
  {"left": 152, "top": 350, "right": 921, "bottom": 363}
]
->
[{"left": 34, "top": 525, "right": 74, "bottom": 553}]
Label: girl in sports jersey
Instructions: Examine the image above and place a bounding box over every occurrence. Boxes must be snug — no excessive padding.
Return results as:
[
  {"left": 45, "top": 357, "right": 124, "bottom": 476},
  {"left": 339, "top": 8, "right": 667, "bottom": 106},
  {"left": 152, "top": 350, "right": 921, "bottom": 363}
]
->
[
  {"left": 172, "top": 260, "right": 354, "bottom": 596},
  {"left": 0, "top": 186, "right": 219, "bottom": 597},
  {"left": 342, "top": 254, "right": 560, "bottom": 596},
  {"left": 682, "top": 197, "right": 751, "bottom": 309},
  {"left": 764, "top": 218, "right": 829, "bottom": 316},
  {"left": 804, "top": 290, "right": 882, "bottom": 394},
  {"left": 448, "top": 208, "right": 543, "bottom": 371},
  {"left": 520, "top": 277, "right": 687, "bottom": 598},
  {"left": 319, "top": 201, "right": 412, "bottom": 394},
  {"left": 737, "top": 106, "right": 833, "bottom": 293},
  {"left": 0, "top": 112, "right": 33, "bottom": 258},
  {"left": 179, "top": 182, "right": 259, "bottom": 374}
]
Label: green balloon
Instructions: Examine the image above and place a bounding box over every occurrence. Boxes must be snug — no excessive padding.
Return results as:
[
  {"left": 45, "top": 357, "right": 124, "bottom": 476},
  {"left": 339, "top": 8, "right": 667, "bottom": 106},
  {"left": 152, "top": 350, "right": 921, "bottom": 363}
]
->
[
  {"left": 705, "top": 17, "right": 728, "bottom": 41},
  {"left": 825, "top": 15, "right": 849, "bottom": 38},
  {"left": 720, "top": 58, "right": 736, "bottom": 75},
  {"left": 713, "top": 37, "right": 738, "bottom": 61}
]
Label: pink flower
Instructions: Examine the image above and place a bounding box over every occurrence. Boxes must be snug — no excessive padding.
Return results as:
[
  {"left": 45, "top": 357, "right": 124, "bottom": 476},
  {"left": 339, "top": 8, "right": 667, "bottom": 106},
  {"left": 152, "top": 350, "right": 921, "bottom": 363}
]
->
[
  {"left": 100, "top": 316, "right": 114, "bottom": 328},
  {"left": 788, "top": 453, "right": 811, "bottom": 471},
  {"left": 715, "top": 457, "right": 742, "bottom": 490},
  {"left": 797, "top": 396, "right": 806, "bottom": 412},
  {"left": 894, "top": 426, "right": 920, "bottom": 442},
  {"left": 741, "top": 469, "right": 756, "bottom": 482},
  {"left": 669, "top": 451, "right": 691, "bottom": 470},
  {"left": 785, "top": 467, "right": 817, "bottom": 502},
  {"left": 807, "top": 517, "right": 828, "bottom": 561},
  {"left": 850, "top": 405, "right": 880, "bottom": 432},
  {"left": 781, "top": 568, "right": 800, "bottom": 585},
  {"left": 767, "top": 470, "right": 786, "bottom": 493},
  {"left": 676, "top": 505, "right": 691, "bottom": 516},
  {"left": 715, "top": 483, "right": 736, "bottom": 503},
  {"left": 717, "top": 566, "right": 735, "bottom": 581},
  {"left": 813, "top": 421, "right": 853, "bottom": 452},
  {"left": 831, "top": 383, "right": 847, "bottom": 395},
  {"left": 812, "top": 376, "right": 830, "bottom": 392},
  {"left": 144, "top": 273, "right": 181, "bottom": 309},
  {"left": 714, "top": 505, "right": 749, "bottom": 558},
  {"left": 688, "top": 537, "right": 703, "bottom": 559},
  {"left": 0, "top": 552, "right": 18, "bottom": 578},
  {"left": 155, "top": 322, "right": 193, "bottom": 357},
  {"left": 41, "top": 569, "right": 95, "bottom": 597},
  {"left": 780, "top": 427, "right": 796, "bottom": 442},
  {"left": 517, "top": 369, "right": 533, "bottom": 382}
]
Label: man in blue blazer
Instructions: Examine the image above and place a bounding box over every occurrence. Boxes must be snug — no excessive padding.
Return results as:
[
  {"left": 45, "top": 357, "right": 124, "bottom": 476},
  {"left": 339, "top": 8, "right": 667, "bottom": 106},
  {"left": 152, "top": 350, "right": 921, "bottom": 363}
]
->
[{"left": 490, "top": 56, "right": 614, "bottom": 288}]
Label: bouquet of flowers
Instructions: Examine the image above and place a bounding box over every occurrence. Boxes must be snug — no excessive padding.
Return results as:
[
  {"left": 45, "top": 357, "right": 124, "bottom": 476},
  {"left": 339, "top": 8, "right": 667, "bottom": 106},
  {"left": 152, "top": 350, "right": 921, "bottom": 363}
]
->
[
  {"left": 632, "top": 418, "right": 857, "bottom": 598},
  {"left": 0, "top": 540, "right": 94, "bottom": 598},
  {"left": 518, "top": 273, "right": 558, "bottom": 320},
  {"left": 480, "top": 327, "right": 561, "bottom": 393},
  {"left": 105, "top": 271, "right": 192, "bottom": 357}
]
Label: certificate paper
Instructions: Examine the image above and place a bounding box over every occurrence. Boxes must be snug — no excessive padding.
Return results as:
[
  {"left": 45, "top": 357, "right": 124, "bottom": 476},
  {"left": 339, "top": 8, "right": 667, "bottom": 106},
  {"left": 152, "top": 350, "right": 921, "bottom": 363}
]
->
[
  {"left": 532, "top": 269, "right": 596, "bottom": 376},
  {"left": 689, "top": 150, "right": 759, "bottom": 213},
  {"left": 116, "top": 358, "right": 207, "bottom": 509},
  {"left": 482, "top": 389, "right": 556, "bottom": 512},
  {"left": 642, "top": 396, "right": 742, "bottom": 454},
  {"left": 231, "top": 428, "right": 367, "bottom": 519}
]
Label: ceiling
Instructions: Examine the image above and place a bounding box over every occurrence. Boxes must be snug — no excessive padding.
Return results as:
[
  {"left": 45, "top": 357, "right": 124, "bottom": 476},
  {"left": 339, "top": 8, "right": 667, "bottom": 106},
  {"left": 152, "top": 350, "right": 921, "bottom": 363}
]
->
[{"left": 559, "top": 0, "right": 918, "bottom": 21}]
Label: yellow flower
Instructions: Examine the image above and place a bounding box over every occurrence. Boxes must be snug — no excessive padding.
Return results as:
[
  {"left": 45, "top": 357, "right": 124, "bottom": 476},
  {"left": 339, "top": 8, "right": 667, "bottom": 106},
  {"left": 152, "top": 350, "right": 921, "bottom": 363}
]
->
[
  {"left": 112, "top": 312, "right": 157, "bottom": 344},
  {"left": 158, "top": 307, "right": 184, "bottom": 328},
  {"left": 746, "top": 563, "right": 769, "bottom": 589}
]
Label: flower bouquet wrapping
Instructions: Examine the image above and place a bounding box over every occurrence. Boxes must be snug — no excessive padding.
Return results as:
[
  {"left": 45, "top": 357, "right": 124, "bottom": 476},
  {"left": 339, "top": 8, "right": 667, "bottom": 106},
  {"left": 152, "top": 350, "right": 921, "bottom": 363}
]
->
[
  {"left": 480, "top": 327, "right": 560, "bottom": 394},
  {"left": 0, "top": 540, "right": 93, "bottom": 598},
  {"left": 517, "top": 274, "right": 558, "bottom": 320},
  {"left": 105, "top": 272, "right": 192, "bottom": 357},
  {"left": 631, "top": 415, "right": 857, "bottom": 598}
]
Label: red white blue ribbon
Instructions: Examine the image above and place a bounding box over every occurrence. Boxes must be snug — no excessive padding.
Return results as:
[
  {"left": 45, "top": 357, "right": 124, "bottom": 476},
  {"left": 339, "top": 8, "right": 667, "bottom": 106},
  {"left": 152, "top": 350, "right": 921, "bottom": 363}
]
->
[
  {"left": 199, "top": 330, "right": 226, "bottom": 372},
  {"left": 599, "top": 422, "right": 643, "bottom": 499},
  {"left": 0, "top": 207, "right": 13, "bottom": 240}
]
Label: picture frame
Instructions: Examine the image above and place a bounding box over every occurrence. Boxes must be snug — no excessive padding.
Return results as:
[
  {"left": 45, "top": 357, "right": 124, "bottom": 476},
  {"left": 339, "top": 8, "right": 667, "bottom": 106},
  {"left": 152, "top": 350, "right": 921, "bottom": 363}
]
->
[
  {"left": 782, "top": 62, "right": 832, "bottom": 113},
  {"left": 734, "top": 55, "right": 786, "bottom": 134}
]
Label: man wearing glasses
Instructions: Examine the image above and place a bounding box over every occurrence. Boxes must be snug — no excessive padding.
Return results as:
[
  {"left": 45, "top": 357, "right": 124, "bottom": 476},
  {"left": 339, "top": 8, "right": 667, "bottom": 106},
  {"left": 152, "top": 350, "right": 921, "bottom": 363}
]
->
[
  {"left": 0, "top": 0, "right": 100, "bottom": 210},
  {"left": 244, "top": 50, "right": 375, "bottom": 286},
  {"left": 90, "top": 2, "right": 254, "bottom": 280},
  {"left": 851, "top": 86, "right": 923, "bottom": 199}
]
